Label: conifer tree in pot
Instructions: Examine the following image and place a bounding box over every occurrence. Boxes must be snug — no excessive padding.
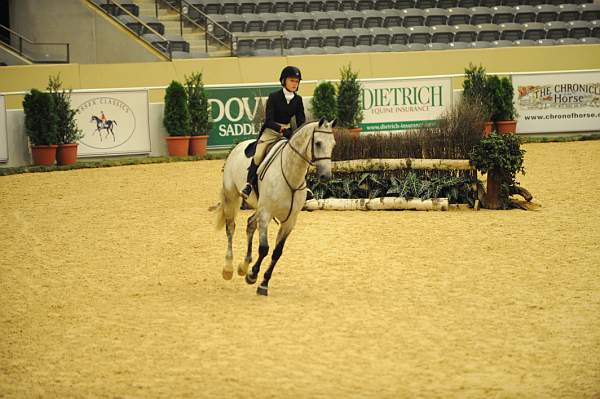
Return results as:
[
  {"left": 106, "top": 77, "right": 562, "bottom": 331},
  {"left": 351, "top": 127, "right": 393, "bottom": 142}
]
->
[
  {"left": 185, "top": 72, "right": 211, "bottom": 157},
  {"left": 311, "top": 81, "right": 337, "bottom": 122},
  {"left": 48, "top": 74, "right": 83, "bottom": 165},
  {"left": 489, "top": 76, "right": 518, "bottom": 135},
  {"left": 462, "top": 64, "right": 493, "bottom": 136},
  {"left": 336, "top": 64, "right": 363, "bottom": 137},
  {"left": 163, "top": 80, "right": 191, "bottom": 157},
  {"left": 22, "top": 89, "right": 59, "bottom": 166}
]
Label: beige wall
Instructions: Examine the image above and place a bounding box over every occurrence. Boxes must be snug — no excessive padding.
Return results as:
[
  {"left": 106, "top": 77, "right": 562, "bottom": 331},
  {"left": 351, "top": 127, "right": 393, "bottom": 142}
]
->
[
  {"left": 1, "top": 44, "right": 599, "bottom": 108},
  {"left": 8, "top": 0, "right": 164, "bottom": 64}
]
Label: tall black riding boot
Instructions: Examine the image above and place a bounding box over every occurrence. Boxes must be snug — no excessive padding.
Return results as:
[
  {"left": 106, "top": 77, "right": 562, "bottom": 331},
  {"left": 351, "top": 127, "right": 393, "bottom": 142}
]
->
[{"left": 241, "top": 161, "right": 258, "bottom": 199}]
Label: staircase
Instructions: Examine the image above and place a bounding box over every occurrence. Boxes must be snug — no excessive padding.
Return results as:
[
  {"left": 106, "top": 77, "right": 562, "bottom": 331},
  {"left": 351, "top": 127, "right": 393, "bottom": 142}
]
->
[{"left": 134, "top": 0, "right": 231, "bottom": 58}]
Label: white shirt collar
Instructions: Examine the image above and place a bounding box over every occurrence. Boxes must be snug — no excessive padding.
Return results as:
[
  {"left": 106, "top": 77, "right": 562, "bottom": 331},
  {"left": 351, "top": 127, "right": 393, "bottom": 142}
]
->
[{"left": 282, "top": 87, "right": 295, "bottom": 104}]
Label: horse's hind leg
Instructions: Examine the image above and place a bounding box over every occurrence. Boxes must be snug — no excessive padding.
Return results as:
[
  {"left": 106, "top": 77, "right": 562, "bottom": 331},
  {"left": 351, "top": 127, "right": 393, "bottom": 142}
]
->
[
  {"left": 256, "top": 219, "right": 295, "bottom": 296},
  {"left": 245, "top": 210, "right": 270, "bottom": 286},
  {"left": 223, "top": 219, "right": 235, "bottom": 280},
  {"left": 238, "top": 213, "right": 257, "bottom": 276}
]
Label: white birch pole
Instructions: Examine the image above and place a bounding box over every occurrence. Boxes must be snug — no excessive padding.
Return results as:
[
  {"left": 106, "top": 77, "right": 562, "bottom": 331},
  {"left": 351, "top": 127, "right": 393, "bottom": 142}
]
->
[{"left": 303, "top": 197, "right": 449, "bottom": 211}]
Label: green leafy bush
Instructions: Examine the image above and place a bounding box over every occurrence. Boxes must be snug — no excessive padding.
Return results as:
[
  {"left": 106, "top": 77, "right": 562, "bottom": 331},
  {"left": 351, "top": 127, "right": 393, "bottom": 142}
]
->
[
  {"left": 163, "top": 80, "right": 191, "bottom": 136},
  {"left": 469, "top": 132, "right": 525, "bottom": 204},
  {"left": 47, "top": 74, "right": 83, "bottom": 144},
  {"left": 311, "top": 81, "right": 337, "bottom": 121},
  {"left": 337, "top": 64, "right": 363, "bottom": 129},
  {"left": 22, "top": 89, "right": 59, "bottom": 146},
  {"left": 185, "top": 72, "right": 211, "bottom": 135}
]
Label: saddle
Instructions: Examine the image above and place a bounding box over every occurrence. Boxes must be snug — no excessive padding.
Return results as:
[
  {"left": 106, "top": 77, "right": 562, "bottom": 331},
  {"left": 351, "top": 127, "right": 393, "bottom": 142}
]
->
[{"left": 244, "top": 138, "right": 287, "bottom": 199}]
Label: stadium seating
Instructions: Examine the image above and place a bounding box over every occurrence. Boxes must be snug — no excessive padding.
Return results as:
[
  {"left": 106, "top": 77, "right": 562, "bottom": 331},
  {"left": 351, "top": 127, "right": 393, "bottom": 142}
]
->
[{"left": 92, "top": 0, "right": 600, "bottom": 58}]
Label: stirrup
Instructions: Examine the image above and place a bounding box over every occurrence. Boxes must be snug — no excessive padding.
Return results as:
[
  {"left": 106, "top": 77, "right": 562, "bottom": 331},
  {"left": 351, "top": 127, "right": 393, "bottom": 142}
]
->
[{"left": 240, "top": 183, "right": 252, "bottom": 199}]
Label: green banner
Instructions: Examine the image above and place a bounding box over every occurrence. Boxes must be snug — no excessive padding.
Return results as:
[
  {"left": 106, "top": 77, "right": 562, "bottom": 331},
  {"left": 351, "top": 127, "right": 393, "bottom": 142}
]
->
[{"left": 206, "top": 85, "right": 280, "bottom": 149}]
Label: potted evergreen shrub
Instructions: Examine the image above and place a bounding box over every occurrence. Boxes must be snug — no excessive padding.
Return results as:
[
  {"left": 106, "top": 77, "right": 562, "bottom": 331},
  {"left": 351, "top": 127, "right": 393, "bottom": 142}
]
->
[
  {"left": 337, "top": 64, "right": 363, "bottom": 137},
  {"left": 48, "top": 74, "right": 83, "bottom": 165},
  {"left": 185, "top": 72, "right": 211, "bottom": 157},
  {"left": 163, "top": 80, "right": 191, "bottom": 157},
  {"left": 22, "top": 89, "right": 59, "bottom": 166},
  {"left": 469, "top": 132, "right": 525, "bottom": 209},
  {"left": 462, "top": 64, "right": 493, "bottom": 136},
  {"left": 489, "top": 75, "right": 518, "bottom": 135},
  {"left": 311, "top": 81, "right": 337, "bottom": 121}
]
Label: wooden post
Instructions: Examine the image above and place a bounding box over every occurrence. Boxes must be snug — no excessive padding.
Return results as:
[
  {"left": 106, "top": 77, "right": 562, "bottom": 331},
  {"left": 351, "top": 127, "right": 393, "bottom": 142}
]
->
[{"left": 485, "top": 169, "right": 502, "bottom": 210}]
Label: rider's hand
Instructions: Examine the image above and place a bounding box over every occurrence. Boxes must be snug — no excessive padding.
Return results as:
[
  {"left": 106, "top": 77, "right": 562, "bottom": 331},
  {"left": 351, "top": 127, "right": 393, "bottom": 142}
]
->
[{"left": 283, "top": 128, "right": 293, "bottom": 139}]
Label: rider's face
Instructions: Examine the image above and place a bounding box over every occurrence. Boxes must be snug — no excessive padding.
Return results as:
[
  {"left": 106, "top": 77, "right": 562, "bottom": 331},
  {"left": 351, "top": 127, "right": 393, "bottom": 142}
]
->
[{"left": 284, "top": 77, "right": 300, "bottom": 92}]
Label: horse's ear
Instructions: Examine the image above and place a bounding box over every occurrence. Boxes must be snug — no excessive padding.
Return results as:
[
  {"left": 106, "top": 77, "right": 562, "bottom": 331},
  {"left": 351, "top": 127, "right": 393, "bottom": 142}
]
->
[
  {"left": 331, "top": 118, "right": 337, "bottom": 128},
  {"left": 318, "top": 117, "right": 325, "bottom": 127}
]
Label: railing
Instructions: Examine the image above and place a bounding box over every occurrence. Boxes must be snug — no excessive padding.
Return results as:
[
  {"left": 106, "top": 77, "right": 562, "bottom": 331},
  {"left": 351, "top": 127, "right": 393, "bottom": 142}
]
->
[
  {"left": 156, "top": 0, "right": 234, "bottom": 56},
  {"left": 93, "top": 0, "right": 173, "bottom": 60},
  {"left": 0, "top": 24, "right": 70, "bottom": 63}
]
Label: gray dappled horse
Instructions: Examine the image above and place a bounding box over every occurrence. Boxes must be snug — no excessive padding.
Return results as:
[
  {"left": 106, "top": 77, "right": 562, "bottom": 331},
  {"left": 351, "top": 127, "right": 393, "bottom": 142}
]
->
[{"left": 214, "top": 118, "right": 336, "bottom": 296}]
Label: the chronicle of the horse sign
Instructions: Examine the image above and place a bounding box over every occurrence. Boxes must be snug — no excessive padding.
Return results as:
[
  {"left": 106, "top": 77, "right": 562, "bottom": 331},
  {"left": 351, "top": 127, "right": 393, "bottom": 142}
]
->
[{"left": 71, "top": 90, "right": 150, "bottom": 157}]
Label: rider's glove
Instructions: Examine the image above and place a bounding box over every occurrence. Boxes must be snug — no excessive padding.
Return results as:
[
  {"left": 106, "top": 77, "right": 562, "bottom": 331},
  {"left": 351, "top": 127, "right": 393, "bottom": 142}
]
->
[{"left": 283, "top": 128, "right": 293, "bottom": 139}]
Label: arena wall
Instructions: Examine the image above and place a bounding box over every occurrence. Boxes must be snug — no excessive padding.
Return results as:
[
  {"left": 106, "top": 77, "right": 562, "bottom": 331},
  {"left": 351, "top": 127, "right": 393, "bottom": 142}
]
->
[{"left": 1, "top": 44, "right": 599, "bottom": 167}]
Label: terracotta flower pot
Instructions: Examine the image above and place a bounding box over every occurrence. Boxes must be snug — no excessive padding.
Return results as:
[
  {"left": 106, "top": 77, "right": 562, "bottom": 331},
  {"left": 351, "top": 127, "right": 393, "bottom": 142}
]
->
[
  {"left": 496, "top": 120, "right": 517, "bottom": 135},
  {"left": 483, "top": 121, "right": 494, "bottom": 137},
  {"left": 189, "top": 135, "right": 208, "bottom": 157},
  {"left": 31, "top": 145, "right": 57, "bottom": 166},
  {"left": 56, "top": 143, "right": 78, "bottom": 166},
  {"left": 166, "top": 136, "right": 191, "bottom": 157},
  {"left": 348, "top": 127, "right": 362, "bottom": 138}
]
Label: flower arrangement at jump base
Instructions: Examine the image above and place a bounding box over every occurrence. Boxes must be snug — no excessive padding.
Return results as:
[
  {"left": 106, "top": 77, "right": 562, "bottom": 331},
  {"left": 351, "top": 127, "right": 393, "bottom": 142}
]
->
[{"left": 306, "top": 97, "right": 536, "bottom": 211}]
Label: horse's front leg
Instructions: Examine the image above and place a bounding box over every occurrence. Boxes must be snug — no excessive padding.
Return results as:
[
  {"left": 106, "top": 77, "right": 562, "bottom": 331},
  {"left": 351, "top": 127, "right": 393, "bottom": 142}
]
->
[
  {"left": 222, "top": 219, "right": 235, "bottom": 280},
  {"left": 245, "top": 211, "right": 270, "bottom": 286},
  {"left": 238, "top": 213, "right": 257, "bottom": 276},
  {"left": 256, "top": 219, "right": 295, "bottom": 296}
]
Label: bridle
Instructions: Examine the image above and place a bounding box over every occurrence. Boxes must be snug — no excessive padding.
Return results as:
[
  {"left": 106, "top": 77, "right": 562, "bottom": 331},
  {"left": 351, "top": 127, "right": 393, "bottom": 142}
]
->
[
  {"left": 287, "top": 128, "right": 334, "bottom": 167},
  {"left": 258, "top": 125, "right": 334, "bottom": 224}
]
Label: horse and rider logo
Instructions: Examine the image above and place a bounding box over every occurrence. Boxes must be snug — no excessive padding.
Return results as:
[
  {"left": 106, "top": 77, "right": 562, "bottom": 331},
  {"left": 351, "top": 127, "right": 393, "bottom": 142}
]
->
[
  {"left": 75, "top": 97, "right": 136, "bottom": 150},
  {"left": 91, "top": 111, "right": 118, "bottom": 142}
]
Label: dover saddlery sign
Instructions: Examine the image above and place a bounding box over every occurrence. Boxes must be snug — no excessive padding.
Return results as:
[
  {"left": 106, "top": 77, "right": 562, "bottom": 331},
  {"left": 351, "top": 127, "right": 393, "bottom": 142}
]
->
[
  {"left": 360, "top": 77, "right": 453, "bottom": 133},
  {"left": 206, "top": 84, "right": 280, "bottom": 149},
  {"left": 71, "top": 90, "right": 150, "bottom": 157},
  {"left": 0, "top": 95, "right": 7, "bottom": 163},
  {"left": 514, "top": 71, "right": 600, "bottom": 134}
]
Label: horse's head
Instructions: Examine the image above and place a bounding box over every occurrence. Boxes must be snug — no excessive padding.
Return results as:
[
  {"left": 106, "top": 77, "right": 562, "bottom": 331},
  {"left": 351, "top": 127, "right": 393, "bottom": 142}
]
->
[
  {"left": 90, "top": 115, "right": 98, "bottom": 123},
  {"left": 312, "top": 118, "right": 337, "bottom": 182}
]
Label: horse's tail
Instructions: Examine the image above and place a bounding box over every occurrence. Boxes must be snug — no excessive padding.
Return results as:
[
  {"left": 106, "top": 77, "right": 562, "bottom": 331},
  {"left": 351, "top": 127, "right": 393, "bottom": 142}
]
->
[{"left": 210, "top": 188, "right": 238, "bottom": 231}]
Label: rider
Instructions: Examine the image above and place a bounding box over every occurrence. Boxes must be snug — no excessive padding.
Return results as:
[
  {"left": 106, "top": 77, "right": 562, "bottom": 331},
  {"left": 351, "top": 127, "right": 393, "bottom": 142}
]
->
[{"left": 241, "top": 66, "right": 306, "bottom": 199}]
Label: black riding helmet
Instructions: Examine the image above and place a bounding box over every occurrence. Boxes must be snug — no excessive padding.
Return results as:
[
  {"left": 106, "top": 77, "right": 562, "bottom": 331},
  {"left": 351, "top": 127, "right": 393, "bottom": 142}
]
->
[{"left": 279, "top": 66, "right": 302, "bottom": 87}]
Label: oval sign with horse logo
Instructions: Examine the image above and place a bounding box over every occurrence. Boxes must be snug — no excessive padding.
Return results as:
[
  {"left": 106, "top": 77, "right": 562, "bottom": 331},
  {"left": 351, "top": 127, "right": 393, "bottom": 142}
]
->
[{"left": 76, "top": 97, "right": 136, "bottom": 150}]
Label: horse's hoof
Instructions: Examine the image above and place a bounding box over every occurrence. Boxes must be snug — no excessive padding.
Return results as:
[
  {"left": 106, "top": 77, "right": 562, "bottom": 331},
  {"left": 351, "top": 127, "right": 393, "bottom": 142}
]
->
[
  {"left": 222, "top": 269, "right": 233, "bottom": 280},
  {"left": 256, "top": 285, "right": 268, "bottom": 296},
  {"left": 237, "top": 262, "right": 249, "bottom": 276},
  {"left": 245, "top": 273, "right": 257, "bottom": 285}
]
